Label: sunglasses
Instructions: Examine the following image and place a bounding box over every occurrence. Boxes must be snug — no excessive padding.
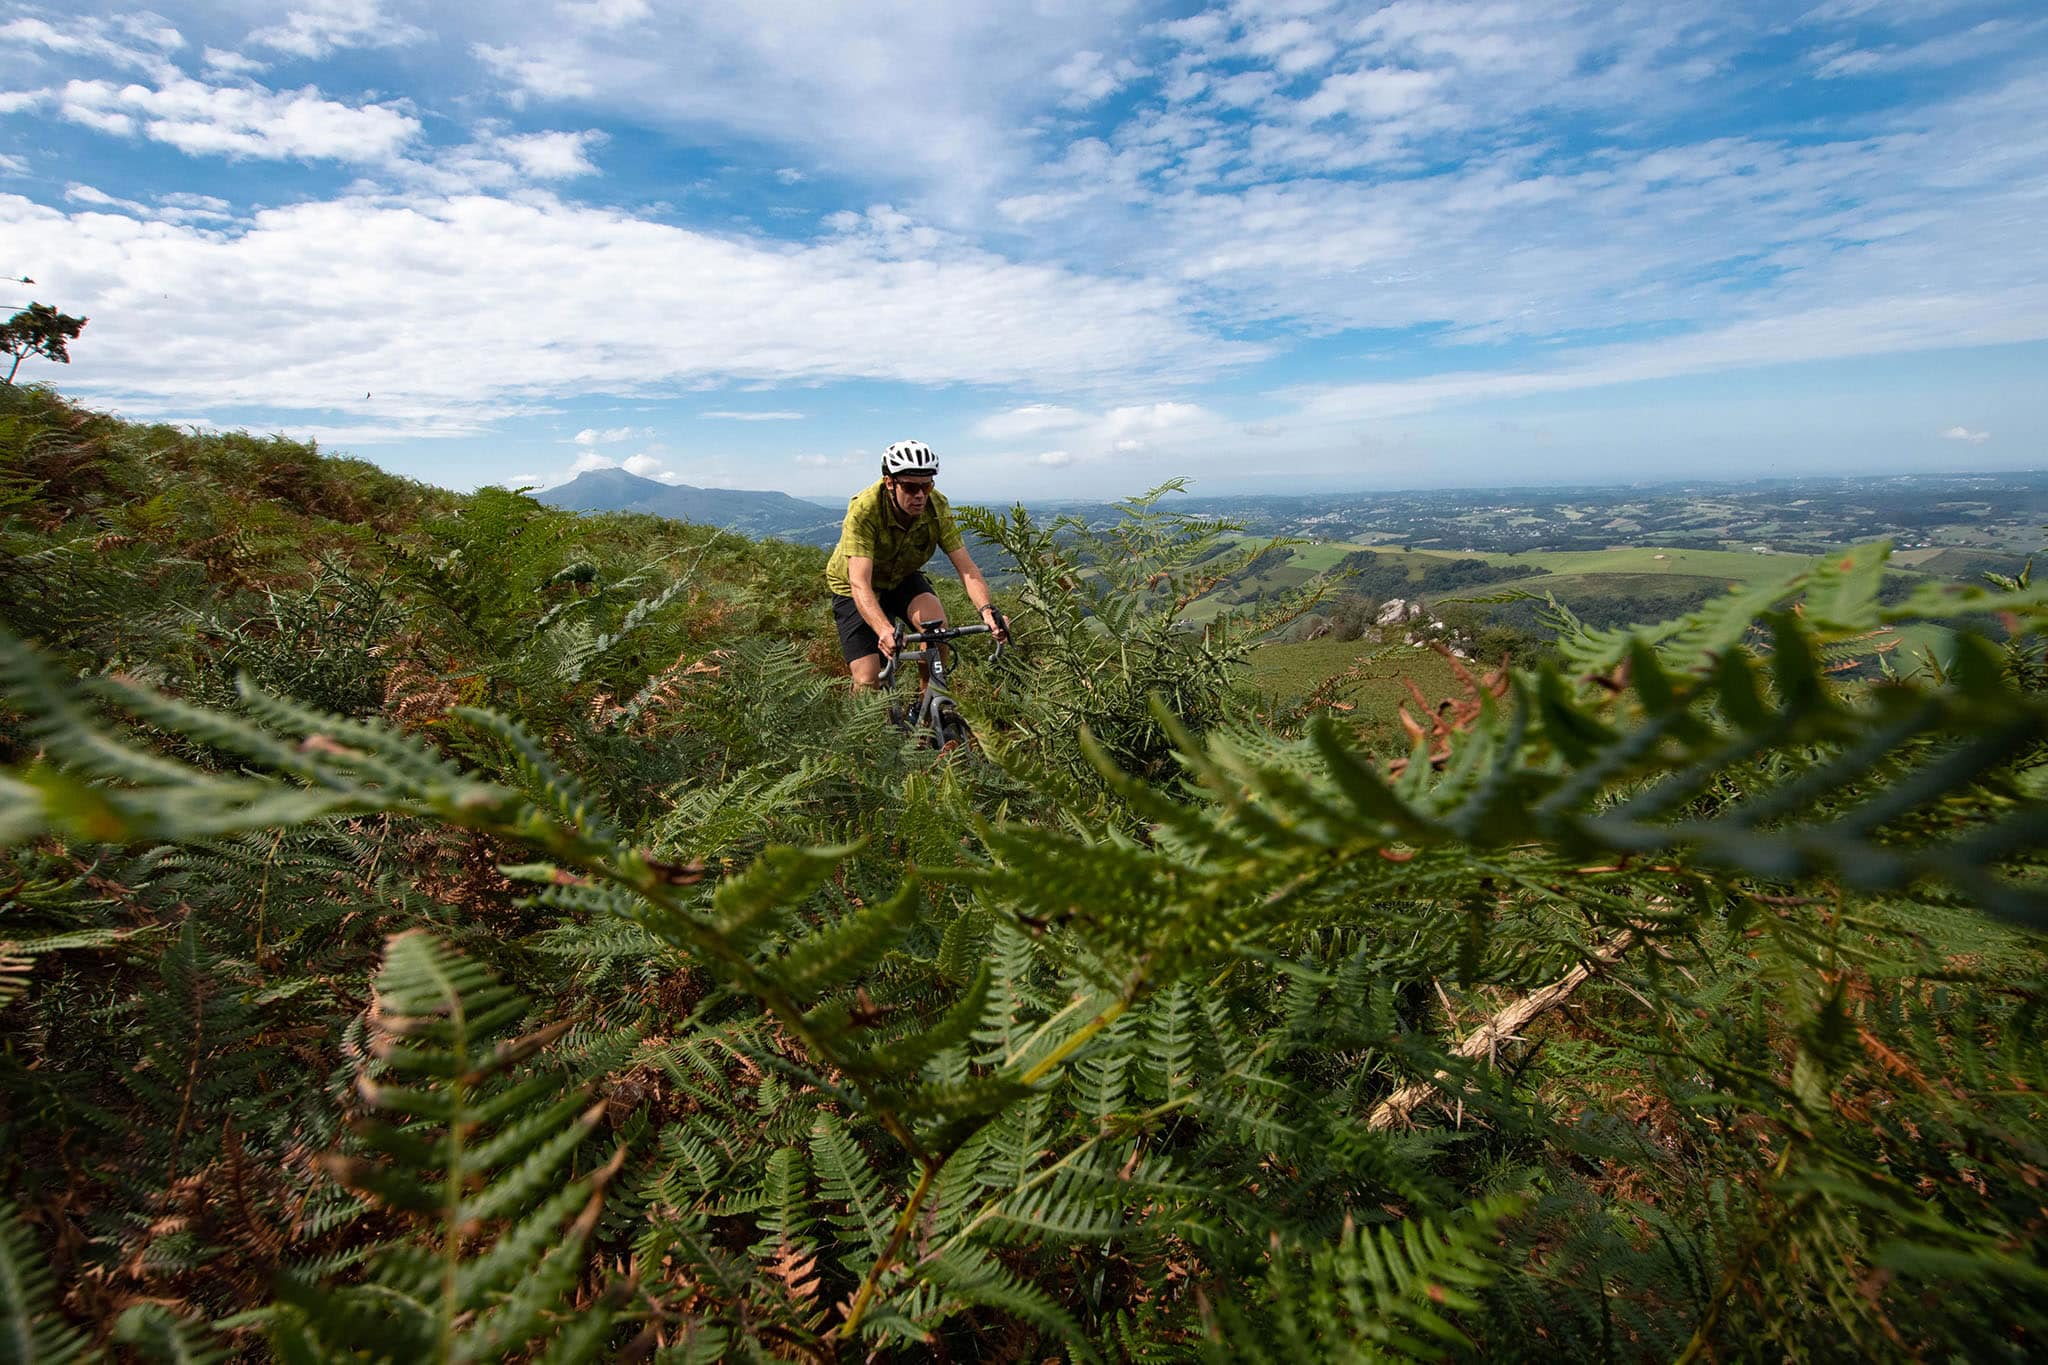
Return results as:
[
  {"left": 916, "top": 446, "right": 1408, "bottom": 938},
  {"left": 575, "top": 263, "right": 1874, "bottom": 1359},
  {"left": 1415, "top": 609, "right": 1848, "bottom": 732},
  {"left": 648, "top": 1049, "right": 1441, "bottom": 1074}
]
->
[{"left": 893, "top": 480, "right": 934, "bottom": 495}]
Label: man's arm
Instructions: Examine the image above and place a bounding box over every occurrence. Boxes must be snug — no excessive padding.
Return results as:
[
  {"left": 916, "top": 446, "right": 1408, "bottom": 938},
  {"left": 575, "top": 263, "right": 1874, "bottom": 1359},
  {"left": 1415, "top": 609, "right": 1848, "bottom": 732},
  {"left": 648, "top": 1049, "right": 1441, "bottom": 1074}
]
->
[
  {"left": 847, "top": 556, "right": 897, "bottom": 657},
  {"left": 946, "top": 546, "right": 1008, "bottom": 642}
]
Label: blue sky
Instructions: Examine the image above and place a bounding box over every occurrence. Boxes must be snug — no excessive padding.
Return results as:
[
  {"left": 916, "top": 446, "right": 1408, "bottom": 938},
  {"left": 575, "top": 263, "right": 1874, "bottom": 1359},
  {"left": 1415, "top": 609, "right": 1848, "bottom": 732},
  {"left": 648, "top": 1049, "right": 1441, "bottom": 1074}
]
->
[{"left": 3, "top": 0, "right": 2045, "bottom": 501}]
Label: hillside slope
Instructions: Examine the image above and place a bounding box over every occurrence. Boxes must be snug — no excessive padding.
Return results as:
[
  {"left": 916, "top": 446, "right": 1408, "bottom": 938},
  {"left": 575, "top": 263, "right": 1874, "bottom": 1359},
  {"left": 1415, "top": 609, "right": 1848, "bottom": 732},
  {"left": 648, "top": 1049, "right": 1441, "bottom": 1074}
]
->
[{"left": 3, "top": 384, "right": 2045, "bottom": 1360}]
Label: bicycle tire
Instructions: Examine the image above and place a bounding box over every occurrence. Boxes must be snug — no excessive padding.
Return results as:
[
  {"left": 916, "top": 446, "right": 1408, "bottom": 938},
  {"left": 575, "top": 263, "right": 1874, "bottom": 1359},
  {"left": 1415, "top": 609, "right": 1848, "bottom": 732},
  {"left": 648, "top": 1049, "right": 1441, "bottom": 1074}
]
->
[{"left": 933, "top": 702, "right": 972, "bottom": 752}]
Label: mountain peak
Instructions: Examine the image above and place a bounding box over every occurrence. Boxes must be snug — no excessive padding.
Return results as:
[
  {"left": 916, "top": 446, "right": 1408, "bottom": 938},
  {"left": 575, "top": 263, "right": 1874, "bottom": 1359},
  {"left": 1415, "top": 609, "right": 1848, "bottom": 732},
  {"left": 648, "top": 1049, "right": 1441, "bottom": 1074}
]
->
[{"left": 539, "top": 468, "right": 840, "bottom": 542}]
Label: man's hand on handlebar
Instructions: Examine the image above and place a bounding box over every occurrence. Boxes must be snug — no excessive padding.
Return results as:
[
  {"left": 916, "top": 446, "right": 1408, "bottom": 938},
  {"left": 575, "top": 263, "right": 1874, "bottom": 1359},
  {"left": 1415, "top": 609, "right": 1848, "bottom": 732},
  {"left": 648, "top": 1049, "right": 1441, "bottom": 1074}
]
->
[
  {"left": 981, "top": 605, "right": 1009, "bottom": 644},
  {"left": 875, "top": 622, "right": 898, "bottom": 659}
]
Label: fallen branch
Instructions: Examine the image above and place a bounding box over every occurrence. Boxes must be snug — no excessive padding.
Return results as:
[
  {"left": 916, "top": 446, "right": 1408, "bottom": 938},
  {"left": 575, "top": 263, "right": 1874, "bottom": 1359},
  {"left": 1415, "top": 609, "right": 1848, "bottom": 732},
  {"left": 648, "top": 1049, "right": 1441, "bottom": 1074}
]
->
[{"left": 1367, "top": 929, "right": 1639, "bottom": 1132}]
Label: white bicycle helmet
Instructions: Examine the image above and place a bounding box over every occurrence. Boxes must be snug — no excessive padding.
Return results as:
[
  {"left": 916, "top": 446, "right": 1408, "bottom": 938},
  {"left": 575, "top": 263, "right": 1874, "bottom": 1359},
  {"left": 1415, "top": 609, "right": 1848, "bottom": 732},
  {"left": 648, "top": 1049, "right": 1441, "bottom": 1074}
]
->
[{"left": 881, "top": 439, "right": 939, "bottom": 478}]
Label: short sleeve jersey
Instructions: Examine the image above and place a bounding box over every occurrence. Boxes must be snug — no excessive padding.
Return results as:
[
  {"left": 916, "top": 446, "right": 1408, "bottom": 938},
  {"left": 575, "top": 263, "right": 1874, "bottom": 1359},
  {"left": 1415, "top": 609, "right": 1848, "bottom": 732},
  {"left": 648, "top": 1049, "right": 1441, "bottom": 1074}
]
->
[{"left": 825, "top": 480, "right": 965, "bottom": 597}]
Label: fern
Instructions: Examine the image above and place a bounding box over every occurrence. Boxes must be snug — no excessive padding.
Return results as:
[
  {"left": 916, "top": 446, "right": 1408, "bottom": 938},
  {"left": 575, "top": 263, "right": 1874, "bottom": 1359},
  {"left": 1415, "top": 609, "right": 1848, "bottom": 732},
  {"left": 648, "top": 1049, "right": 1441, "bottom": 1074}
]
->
[
  {"left": 113, "top": 1302, "right": 230, "bottom": 1363},
  {"left": 0, "top": 1200, "right": 87, "bottom": 1364},
  {"left": 8, "top": 413, "right": 2048, "bottom": 1365},
  {"left": 1205, "top": 1195, "right": 1520, "bottom": 1362},
  {"left": 267, "top": 930, "right": 633, "bottom": 1362}
]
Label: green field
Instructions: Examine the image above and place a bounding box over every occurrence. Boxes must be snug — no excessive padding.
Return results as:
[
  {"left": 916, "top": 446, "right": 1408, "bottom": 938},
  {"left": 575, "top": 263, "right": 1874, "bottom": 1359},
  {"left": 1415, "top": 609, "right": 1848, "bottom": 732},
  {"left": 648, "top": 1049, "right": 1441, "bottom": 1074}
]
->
[
  {"left": 1475, "top": 571, "right": 1736, "bottom": 629},
  {"left": 1485, "top": 546, "right": 1808, "bottom": 583},
  {"left": 1245, "top": 637, "right": 1476, "bottom": 747},
  {"left": 1186, "top": 538, "right": 2007, "bottom": 648},
  {"left": 1884, "top": 622, "right": 1960, "bottom": 678},
  {"left": 1249, "top": 540, "right": 1815, "bottom": 590},
  {"left": 1282, "top": 540, "right": 1367, "bottom": 574}
]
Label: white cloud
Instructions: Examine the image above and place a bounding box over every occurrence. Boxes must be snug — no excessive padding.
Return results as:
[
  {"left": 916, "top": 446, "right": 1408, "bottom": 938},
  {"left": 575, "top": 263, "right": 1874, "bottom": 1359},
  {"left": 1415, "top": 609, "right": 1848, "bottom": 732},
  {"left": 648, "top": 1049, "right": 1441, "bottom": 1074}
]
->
[
  {"left": 0, "top": 15, "right": 180, "bottom": 73},
  {"left": 701, "top": 409, "right": 804, "bottom": 421},
  {"left": 995, "top": 190, "right": 1091, "bottom": 224},
  {"left": 499, "top": 129, "right": 604, "bottom": 179},
  {"left": 65, "top": 182, "right": 142, "bottom": 210},
  {"left": 1066, "top": 63, "right": 2048, "bottom": 360},
  {"left": 974, "top": 403, "right": 1087, "bottom": 438},
  {"left": 474, "top": 42, "right": 597, "bottom": 102},
  {"left": 795, "top": 453, "right": 852, "bottom": 468},
  {"left": 1803, "top": 0, "right": 1991, "bottom": 27},
  {"left": 1297, "top": 66, "right": 1441, "bottom": 122},
  {"left": 54, "top": 76, "right": 420, "bottom": 163},
  {"left": 1940, "top": 425, "right": 1990, "bottom": 444},
  {"left": 1207, "top": 70, "right": 1281, "bottom": 109},
  {"left": 249, "top": 1, "right": 426, "bottom": 60},
  {"left": 3, "top": 190, "right": 1256, "bottom": 436},
  {"left": 12, "top": 0, "right": 2047, "bottom": 495},
  {"left": 974, "top": 400, "right": 1218, "bottom": 467},
  {"left": 0, "top": 152, "right": 29, "bottom": 175},
  {"left": 63, "top": 183, "right": 237, "bottom": 224},
  {"left": 1281, "top": 292, "right": 2048, "bottom": 422},
  {"left": 202, "top": 48, "right": 268, "bottom": 78},
  {"left": 1241, "top": 16, "right": 1336, "bottom": 76},
  {"left": 527, "top": 448, "right": 682, "bottom": 489},
  {"left": 462, "top": 4, "right": 1149, "bottom": 204},
  {"left": 158, "top": 191, "right": 233, "bottom": 217},
  {"left": 377, "top": 126, "right": 612, "bottom": 194},
  {"left": 1105, "top": 401, "right": 1209, "bottom": 439},
  {"left": 573, "top": 426, "right": 649, "bottom": 444},
  {"left": 560, "top": 0, "right": 653, "bottom": 30},
  {"left": 1810, "top": 20, "right": 2045, "bottom": 80},
  {"left": 1051, "top": 50, "right": 1138, "bottom": 107}
]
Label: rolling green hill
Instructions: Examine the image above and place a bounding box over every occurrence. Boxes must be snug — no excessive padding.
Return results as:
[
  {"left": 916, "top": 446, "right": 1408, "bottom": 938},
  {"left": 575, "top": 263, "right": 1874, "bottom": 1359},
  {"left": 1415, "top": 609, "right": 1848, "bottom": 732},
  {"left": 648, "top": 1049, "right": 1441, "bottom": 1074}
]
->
[{"left": 4, "top": 384, "right": 2045, "bottom": 1361}]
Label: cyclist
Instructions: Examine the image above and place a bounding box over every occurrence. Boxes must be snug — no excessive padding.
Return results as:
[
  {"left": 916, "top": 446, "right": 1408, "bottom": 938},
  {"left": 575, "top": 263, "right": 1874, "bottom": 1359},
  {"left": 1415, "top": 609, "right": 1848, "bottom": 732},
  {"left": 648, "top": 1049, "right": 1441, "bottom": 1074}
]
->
[{"left": 826, "top": 439, "right": 1007, "bottom": 691}]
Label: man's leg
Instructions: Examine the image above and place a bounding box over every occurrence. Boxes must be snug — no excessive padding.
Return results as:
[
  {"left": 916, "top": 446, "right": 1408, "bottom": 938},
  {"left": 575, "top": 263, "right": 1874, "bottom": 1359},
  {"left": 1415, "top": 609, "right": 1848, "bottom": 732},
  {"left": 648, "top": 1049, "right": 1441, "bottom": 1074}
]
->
[
  {"left": 833, "top": 595, "right": 885, "bottom": 693},
  {"left": 904, "top": 589, "right": 946, "bottom": 683}
]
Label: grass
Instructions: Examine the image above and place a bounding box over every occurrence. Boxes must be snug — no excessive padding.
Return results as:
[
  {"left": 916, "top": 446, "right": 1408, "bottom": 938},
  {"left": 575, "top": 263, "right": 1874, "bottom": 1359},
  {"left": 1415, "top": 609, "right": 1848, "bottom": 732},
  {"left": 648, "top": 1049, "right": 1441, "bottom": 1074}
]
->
[
  {"left": 1193, "top": 539, "right": 2004, "bottom": 643},
  {"left": 1464, "top": 572, "right": 1735, "bottom": 629},
  {"left": 1904, "top": 547, "right": 2032, "bottom": 580},
  {"left": 1283, "top": 541, "right": 1366, "bottom": 574},
  {"left": 1240, "top": 541, "right": 1820, "bottom": 589},
  {"left": 1884, "top": 622, "right": 1960, "bottom": 679},
  {"left": 1485, "top": 546, "right": 1810, "bottom": 582},
  {"left": 1245, "top": 637, "right": 1477, "bottom": 749}
]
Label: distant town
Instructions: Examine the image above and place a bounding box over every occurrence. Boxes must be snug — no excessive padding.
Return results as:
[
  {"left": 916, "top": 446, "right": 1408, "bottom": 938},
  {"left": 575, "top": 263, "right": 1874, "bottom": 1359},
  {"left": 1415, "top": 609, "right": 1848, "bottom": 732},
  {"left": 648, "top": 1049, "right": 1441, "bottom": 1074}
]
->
[
  {"left": 545, "top": 467, "right": 2048, "bottom": 562},
  {"left": 1037, "top": 471, "right": 2048, "bottom": 559}
]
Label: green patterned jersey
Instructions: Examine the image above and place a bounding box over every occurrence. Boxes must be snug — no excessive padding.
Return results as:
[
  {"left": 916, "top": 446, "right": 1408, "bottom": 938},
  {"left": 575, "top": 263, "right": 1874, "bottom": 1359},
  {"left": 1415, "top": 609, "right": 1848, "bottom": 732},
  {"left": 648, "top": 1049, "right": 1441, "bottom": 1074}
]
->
[{"left": 824, "top": 480, "right": 963, "bottom": 597}]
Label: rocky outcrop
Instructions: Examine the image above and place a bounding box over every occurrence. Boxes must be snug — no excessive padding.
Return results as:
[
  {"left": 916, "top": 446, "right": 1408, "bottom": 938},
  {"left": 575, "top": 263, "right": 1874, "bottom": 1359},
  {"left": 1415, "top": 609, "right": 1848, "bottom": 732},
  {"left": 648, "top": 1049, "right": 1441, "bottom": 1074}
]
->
[{"left": 1374, "top": 597, "right": 1426, "bottom": 627}]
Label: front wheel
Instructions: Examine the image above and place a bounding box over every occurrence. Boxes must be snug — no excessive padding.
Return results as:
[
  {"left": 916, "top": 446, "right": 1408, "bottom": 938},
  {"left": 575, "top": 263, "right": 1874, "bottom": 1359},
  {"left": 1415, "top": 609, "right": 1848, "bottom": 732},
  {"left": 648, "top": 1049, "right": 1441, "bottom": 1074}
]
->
[{"left": 933, "top": 702, "right": 972, "bottom": 752}]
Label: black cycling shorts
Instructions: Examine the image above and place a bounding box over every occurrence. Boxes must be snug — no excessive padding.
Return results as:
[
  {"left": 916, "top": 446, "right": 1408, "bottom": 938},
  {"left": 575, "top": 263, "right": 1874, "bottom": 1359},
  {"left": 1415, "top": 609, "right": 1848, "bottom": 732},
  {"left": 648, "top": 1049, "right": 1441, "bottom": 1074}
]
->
[{"left": 831, "top": 572, "right": 941, "bottom": 662}]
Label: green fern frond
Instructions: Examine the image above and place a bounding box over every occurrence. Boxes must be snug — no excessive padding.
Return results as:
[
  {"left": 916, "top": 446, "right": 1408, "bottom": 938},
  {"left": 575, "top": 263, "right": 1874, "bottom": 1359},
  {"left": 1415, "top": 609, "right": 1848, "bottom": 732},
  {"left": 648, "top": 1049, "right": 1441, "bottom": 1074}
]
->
[
  {"left": 916, "top": 1246, "right": 1099, "bottom": 1362},
  {"left": 455, "top": 705, "right": 622, "bottom": 845},
  {"left": 112, "top": 1302, "right": 230, "bottom": 1364},
  {"left": 976, "top": 587, "right": 2048, "bottom": 1007},
  {"left": 778, "top": 879, "right": 918, "bottom": 1007},
  {"left": 0, "top": 1200, "right": 87, "bottom": 1364},
  {"left": 1207, "top": 1195, "right": 1521, "bottom": 1363},
  {"left": 809, "top": 1115, "right": 892, "bottom": 1260},
  {"left": 709, "top": 843, "right": 852, "bottom": 957},
  {"left": 275, "top": 931, "right": 631, "bottom": 1363}
]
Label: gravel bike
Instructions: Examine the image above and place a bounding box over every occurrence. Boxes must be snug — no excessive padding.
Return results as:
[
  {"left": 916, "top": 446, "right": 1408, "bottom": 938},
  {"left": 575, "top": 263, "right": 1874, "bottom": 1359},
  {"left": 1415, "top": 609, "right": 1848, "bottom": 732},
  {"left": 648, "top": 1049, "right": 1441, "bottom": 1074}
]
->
[{"left": 877, "top": 616, "right": 1005, "bottom": 750}]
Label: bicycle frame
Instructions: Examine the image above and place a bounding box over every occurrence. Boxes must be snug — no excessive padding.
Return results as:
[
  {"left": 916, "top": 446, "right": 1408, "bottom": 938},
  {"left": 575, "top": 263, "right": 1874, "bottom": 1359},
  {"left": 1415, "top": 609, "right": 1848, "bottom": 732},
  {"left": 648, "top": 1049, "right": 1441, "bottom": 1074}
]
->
[{"left": 877, "top": 619, "right": 1002, "bottom": 748}]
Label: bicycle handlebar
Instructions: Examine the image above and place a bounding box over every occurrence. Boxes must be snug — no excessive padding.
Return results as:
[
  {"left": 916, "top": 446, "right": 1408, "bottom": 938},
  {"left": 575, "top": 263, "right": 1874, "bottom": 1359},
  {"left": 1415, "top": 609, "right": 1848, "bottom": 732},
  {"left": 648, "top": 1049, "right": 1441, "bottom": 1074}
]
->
[
  {"left": 901, "top": 621, "right": 997, "bottom": 645},
  {"left": 876, "top": 618, "right": 1006, "bottom": 688}
]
